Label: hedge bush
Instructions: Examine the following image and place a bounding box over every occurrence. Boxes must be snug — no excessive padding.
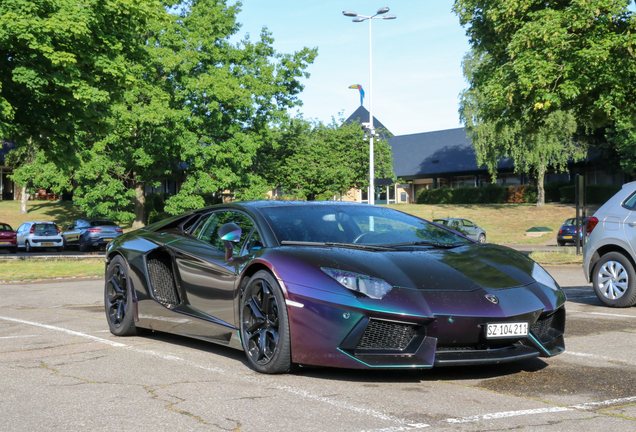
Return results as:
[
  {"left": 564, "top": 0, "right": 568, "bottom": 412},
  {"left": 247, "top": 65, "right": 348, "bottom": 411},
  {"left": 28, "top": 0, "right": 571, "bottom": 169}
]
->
[
  {"left": 559, "top": 184, "right": 621, "bottom": 204},
  {"left": 416, "top": 184, "right": 510, "bottom": 204}
]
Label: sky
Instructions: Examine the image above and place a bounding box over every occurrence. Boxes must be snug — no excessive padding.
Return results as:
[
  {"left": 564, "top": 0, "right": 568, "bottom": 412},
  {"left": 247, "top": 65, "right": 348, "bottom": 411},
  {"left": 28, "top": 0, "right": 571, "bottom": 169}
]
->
[{"left": 232, "top": 1, "right": 470, "bottom": 136}]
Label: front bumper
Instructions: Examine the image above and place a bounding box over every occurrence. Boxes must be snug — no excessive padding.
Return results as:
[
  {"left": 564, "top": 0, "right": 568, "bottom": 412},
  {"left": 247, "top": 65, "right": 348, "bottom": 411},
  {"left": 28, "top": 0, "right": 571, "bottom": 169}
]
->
[{"left": 284, "top": 283, "right": 565, "bottom": 369}]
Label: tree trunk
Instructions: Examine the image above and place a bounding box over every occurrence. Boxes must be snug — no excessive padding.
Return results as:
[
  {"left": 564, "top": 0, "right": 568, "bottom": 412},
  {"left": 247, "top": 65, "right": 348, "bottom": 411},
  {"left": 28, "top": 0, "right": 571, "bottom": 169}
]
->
[
  {"left": 536, "top": 165, "right": 545, "bottom": 207},
  {"left": 20, "top": 186, "right": 29, "bottom": 214},
  {"left": 132, "top": 180, "right": 146, "bottom": 229}
]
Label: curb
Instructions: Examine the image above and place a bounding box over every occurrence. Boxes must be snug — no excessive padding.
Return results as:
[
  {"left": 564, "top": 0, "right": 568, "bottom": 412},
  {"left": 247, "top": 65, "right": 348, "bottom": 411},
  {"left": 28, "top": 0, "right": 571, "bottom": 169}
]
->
[{"left": 0, "top": 254, "right": 105, "bottom": 261}]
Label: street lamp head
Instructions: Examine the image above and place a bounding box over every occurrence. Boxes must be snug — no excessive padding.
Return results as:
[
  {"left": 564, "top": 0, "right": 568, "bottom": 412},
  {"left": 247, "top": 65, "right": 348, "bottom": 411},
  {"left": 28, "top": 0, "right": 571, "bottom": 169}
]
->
[
  {"left": 382, "top": 14, "right": 397, "bottom": 19},
  {"left": 342, "top": 10, "right": 358, "bottom": 17},
  {"left": 376, "top": 7, "right": 390, "bottom": 15},
  {"left": 352, "top": 17, "right": 365, "bottom": 22}
]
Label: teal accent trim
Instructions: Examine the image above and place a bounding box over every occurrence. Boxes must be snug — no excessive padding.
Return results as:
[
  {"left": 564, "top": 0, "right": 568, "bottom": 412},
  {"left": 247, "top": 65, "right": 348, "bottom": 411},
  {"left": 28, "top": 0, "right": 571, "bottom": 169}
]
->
[
  {"left": 237, "top": 330, "right": 242, "bottom": 346},
  {"left": 527, "top": 333, "right": 551, "bottom": 356},
  {"left": 164, "top": 238, "right": 181, "bottom": 246},
  {"left": 336, "top": 348, "right": 433, "bottom": 368}
]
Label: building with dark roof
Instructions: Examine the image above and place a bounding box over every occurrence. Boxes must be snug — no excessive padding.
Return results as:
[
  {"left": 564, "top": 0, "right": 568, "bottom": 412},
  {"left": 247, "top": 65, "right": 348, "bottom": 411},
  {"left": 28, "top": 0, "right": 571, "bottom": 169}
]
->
[
  {"left": 344, "top": 107, "right": 626, "bottom": 204},
  {"left": 0, "top": 140, "right": 15, "bottom": 200}
]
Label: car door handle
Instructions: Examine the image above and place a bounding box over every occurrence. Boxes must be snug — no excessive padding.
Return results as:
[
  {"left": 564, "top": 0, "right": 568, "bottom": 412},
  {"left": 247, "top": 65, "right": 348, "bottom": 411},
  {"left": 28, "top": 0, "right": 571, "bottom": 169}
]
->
[{"left": 629, "top": 222, "right": 636, "bottom": 227}]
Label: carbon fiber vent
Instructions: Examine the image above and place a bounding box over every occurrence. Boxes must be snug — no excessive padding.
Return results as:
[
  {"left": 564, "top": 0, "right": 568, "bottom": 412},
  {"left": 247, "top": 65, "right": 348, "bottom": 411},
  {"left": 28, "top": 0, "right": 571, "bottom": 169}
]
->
[
  {"left": 356, "top": 320, "right": 417, "bottom": 351},
  {"left": 531, "top": 312, "right": 555, "bottom": 343},
  {"left": 147, "top": 258, "right": 180, "bottom": 307}
]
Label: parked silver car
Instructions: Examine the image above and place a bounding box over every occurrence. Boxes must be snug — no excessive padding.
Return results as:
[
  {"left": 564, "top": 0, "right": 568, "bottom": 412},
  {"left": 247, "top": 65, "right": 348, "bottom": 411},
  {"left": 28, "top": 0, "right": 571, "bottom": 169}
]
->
[
  {"left": 62, "top": 219, "right": 123, "bottom": 252},
  {"left": 583, "top": 181, "right": 636, "bottom": 307},
  {"left": 433, "top": 217, "right": 487, "bottom": 243},
  {"left": 16, "top": 221, "right": 64, "bottom": 252}
]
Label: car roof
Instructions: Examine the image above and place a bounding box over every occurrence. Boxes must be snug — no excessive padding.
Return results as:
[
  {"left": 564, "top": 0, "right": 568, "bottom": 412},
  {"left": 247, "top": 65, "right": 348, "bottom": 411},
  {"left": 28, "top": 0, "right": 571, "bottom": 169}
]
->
[{"left": 23, "top": 221, "right": 56, "bottom": 224}]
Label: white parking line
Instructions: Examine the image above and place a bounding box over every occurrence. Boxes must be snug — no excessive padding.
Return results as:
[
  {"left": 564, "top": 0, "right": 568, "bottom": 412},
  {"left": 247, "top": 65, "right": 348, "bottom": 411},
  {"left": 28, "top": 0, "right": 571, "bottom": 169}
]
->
[
  {"left": 564, "top": 351, "right": 636, "bottom": 367},
  {"left": 0, "top": 315, "right": 424, "bottom": 428},
  {"left": 6, "top": 315, "right": 636, "bottom": 431},
  {"left": 0, "top": 335, "right": 37, "bottom": 339},
  {"left": 445, "top": 395, "right": 636, "bottom": 424},
  {"left": 0, "top": 316, "right": 126, "bottom": 347},
  {"left": 568, "top": 310, "right": 636, "bottom": 319}
]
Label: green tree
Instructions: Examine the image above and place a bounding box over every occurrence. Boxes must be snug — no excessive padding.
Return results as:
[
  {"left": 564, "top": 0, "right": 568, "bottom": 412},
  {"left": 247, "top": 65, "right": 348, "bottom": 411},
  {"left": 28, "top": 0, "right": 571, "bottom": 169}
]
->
[
  {"left": 70, "top": 0, "right": 316, "bottom": 224},
  {"left": 0, "top": 0, "right": 163, "bottom": 214},
  {"left": 257, "top": 117, "right": 394, "bottom": 201},
  {"left": 460, "top": 50, "right": 586, "bottom": 206}
]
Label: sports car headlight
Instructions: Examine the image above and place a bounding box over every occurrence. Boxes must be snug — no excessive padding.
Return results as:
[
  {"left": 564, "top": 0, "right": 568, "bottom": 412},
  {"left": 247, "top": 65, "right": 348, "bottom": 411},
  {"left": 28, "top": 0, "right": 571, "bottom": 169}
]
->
[
  {"left": 532, "top": 263, "right": 560, "bottom": 291},
  {"left": 321, "top": 267, "right": 393, "bottom": 299}
]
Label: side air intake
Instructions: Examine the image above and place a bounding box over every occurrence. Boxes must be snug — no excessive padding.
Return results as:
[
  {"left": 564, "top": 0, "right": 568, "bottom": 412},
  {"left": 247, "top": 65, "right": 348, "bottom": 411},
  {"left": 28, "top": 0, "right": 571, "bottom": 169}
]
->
[{"left": 147, "top": 254, "right": 180, "bottom": 308}]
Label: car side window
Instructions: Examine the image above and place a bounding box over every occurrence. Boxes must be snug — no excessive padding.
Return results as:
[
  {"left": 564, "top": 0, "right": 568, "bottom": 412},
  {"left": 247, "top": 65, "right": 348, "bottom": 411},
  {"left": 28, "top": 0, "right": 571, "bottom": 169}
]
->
[
  {"left": 462, "top": 220, "right": 475, "bottom": 227},
  {"left": 197, "top": 211, "right": 255, "bottom": 255},
  {"left": 623, "top": 192, "right": 636, "bottom": 210}
]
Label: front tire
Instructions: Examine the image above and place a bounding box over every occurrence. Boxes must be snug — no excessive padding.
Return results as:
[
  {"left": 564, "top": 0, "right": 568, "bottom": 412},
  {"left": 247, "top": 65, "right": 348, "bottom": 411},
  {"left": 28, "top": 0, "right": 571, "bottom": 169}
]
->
[
  {"left": 478, "top": 233, "right": 486, "bottom": 243},
  {"left": 240, "top": 270, "right": 292, "bottom": 374},
  {"left": 593, "top": 252, "right": 636, "bottom": 307},
  {"left": 105, "top": 255, "right": 137, "bottom": 336}
]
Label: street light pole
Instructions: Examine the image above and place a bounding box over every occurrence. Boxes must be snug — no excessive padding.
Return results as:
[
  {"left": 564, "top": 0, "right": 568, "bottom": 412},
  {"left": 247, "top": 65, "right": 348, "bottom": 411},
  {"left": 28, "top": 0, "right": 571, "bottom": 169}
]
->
[{"left": 343, "top": 7, "right": 396, "bottom": 206}]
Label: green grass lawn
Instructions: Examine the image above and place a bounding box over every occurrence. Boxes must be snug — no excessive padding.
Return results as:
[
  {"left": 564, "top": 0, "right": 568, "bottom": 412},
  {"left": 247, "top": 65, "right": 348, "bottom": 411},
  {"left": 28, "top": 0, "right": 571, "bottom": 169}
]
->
[
  {"left": 0, "top": 259, "right": 104, "bottom": 282},
  {"left": 386, "top": 202, "right": 590, "bottom": 244},
  {"left": 0, "top": 200, "right": 133, "bottom": 231}
]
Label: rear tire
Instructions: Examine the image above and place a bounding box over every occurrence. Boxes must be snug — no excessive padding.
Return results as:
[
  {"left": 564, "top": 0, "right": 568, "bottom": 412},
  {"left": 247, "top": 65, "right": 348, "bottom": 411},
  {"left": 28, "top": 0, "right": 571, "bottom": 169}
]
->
[
  {"left": 593, "top": 252, "right": 636, "bottom": 308},
  {"left": 557, "top": 240, "right": 565, "bottom": 247},
  {"left": 25, "top": 241, "right": 32, "bottom": 253},
  {"left": 105, "top": 255, "right": 137, "bottom": 336},
  {"left": 240, "top": 270, "right": 292, "bottom": 374}
]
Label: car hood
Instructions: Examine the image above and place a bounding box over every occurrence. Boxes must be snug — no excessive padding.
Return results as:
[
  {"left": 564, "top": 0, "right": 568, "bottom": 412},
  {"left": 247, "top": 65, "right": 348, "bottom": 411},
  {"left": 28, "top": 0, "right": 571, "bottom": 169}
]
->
[{"left": 271, "top": 243, "right": 539, "bottom": 292}]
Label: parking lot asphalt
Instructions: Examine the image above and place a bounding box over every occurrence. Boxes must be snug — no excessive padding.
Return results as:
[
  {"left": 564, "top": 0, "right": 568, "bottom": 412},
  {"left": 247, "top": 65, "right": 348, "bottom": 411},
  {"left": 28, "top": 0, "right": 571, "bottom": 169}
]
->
[{"left": 1, "top": 266, "right": 636, "bottom": 431}]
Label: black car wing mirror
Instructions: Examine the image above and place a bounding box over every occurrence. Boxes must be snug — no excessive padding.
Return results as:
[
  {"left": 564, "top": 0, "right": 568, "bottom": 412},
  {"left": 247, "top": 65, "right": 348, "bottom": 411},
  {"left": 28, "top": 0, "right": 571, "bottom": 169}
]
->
[{"left": 218, "top": 223, "right": 242, "bottom": 261}]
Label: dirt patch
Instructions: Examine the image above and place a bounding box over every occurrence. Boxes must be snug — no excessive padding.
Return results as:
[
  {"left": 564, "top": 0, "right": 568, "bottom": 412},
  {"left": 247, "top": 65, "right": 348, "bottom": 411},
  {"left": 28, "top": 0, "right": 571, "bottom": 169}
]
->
[
  {"left": 565, "top": 316, "right": 635, "bottom": 337},
  {"left": 477, "top": 362, "right": 636, "bottom": 399}
]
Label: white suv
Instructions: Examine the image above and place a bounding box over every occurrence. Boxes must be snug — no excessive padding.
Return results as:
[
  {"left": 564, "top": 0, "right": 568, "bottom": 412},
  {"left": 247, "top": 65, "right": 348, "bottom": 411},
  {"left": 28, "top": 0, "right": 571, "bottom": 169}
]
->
[{"left": 583, "top": 181, "right": 636, "bottom": 307}]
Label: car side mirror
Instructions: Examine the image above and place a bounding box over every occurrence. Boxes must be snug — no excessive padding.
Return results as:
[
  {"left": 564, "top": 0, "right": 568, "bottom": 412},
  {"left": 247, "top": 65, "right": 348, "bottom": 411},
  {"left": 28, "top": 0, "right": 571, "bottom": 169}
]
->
[
  {"left": 68, "top": 225, "right": 73, "bottom": 230},
  {"left": 218, "top": 223, "right": 242, "bottom": 260}
]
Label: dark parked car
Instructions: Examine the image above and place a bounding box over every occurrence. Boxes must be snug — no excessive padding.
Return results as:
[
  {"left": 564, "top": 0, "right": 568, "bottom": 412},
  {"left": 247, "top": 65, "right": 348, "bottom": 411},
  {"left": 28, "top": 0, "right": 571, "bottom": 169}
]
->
[
  {"left": 0, "top": 223, "right": 17, "bottom": 253},
  {"left": 556, "top": 217, "right": 588, "bottom": 246},
  {"left": 105, "top": 201, "right": 565, "bottom": 374},
  {"left": 63, "top": 219, "right": 123, "bottom": 252}
]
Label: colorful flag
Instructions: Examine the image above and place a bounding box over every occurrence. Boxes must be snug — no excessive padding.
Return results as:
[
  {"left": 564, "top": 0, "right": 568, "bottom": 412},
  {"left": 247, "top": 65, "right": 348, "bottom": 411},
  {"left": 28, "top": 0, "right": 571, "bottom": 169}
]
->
[{"left": 348, "top": 84, "right": 365, "bottom": 106}]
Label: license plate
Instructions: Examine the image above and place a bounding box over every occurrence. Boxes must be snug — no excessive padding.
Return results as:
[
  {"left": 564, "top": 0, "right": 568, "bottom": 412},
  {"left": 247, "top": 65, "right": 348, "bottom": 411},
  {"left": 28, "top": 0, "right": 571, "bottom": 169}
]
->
[
  {"left": 563, "top": 235, "right": 572, "bottom": 239},
  {"left": 0, "top": 241, "right": 10, "bottom": 245},
  {"left": 486, "top": 322, "right": 528, "bottom": 338},
  {"left": 103, "top": 238, "right": 114, "bottom": 242},
  {"left": 42, "top": 242, "right": 54, "bottom": 246}
]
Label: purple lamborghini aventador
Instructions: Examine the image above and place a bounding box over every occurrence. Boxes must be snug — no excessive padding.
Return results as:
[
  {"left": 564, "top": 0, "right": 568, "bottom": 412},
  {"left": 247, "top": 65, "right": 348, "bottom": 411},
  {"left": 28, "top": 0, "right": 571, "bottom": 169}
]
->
[{"left": 104, "top": 201, "right": 565, "bottom": 374}]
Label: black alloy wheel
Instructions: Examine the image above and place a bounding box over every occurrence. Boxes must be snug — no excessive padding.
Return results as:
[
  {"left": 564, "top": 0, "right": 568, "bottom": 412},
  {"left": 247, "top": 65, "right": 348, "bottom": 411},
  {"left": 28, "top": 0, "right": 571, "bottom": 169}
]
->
[
  {"left": 240, "top": 270, "right": 291, "bottom": 374},
  {"left": 79, "top": 236, "right": 88, "bottom": 252},
  {"left": 104, "top": 256, "right": 137, "bottom": 336}
]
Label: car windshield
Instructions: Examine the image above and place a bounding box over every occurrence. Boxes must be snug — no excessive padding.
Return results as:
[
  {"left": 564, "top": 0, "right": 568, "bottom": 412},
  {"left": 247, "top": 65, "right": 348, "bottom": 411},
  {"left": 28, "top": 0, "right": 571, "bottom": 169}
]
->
[{"left": 259, "top": 205, "right": 471, "bottom": 246}]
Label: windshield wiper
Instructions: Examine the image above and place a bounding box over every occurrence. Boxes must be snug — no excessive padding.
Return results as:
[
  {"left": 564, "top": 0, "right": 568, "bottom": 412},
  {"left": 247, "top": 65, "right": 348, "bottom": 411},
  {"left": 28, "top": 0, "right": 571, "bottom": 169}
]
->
[
  {"left": 280, "top": 241, "right": 395, "bottom": 251},
  {"left": 381, "top": 241, "right": 464, "bottom": 249}
]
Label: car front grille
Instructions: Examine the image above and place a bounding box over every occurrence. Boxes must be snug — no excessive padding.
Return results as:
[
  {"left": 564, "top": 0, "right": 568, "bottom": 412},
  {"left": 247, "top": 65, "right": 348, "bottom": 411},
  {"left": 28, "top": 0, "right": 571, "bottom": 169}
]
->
[
  {"left": 356, "top": 320, "right": 418, "bottom": 351},
  {"left": 531, "top": 312, "right": 555, "bottom": 342}
]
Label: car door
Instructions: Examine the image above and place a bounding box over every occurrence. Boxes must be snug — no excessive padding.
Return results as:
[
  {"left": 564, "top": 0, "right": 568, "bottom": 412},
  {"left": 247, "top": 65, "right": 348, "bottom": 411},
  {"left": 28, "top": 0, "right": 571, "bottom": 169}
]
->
[
  {"left": 169, "top": 210, "right": 255, "bottom": 326},
  {"left": 64, "top": 220, "right": 83, "bottom": 244},
  {"left": 461, "top": 219, "right": 479, "bottom": 241},
  {"left": 620, "top": 192, "right": 636, "bottom": 258},
  {"left": 16, "top": 223, "right": 27, "bottom": 247}
]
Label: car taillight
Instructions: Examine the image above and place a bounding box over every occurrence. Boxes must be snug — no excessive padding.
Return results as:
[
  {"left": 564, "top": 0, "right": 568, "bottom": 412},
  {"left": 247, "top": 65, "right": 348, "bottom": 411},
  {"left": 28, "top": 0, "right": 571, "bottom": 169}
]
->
[
  {"left": 115, "top": 228, "right": 123, "bottom": 232},
  {"left": 56, "top": 226, "right": 60, "bottom": 233},
  {"left": 559, "top": 229, "right": 563, "bottom": 234},
  {"left": 87, "top": 229, "right": 102, "bottom": 233},
  {"left": 30, "top": 226, "right": 34, "bottom": 234},
  {"left": 586, "top": 217, "right": 599, "bottom": 235}
]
